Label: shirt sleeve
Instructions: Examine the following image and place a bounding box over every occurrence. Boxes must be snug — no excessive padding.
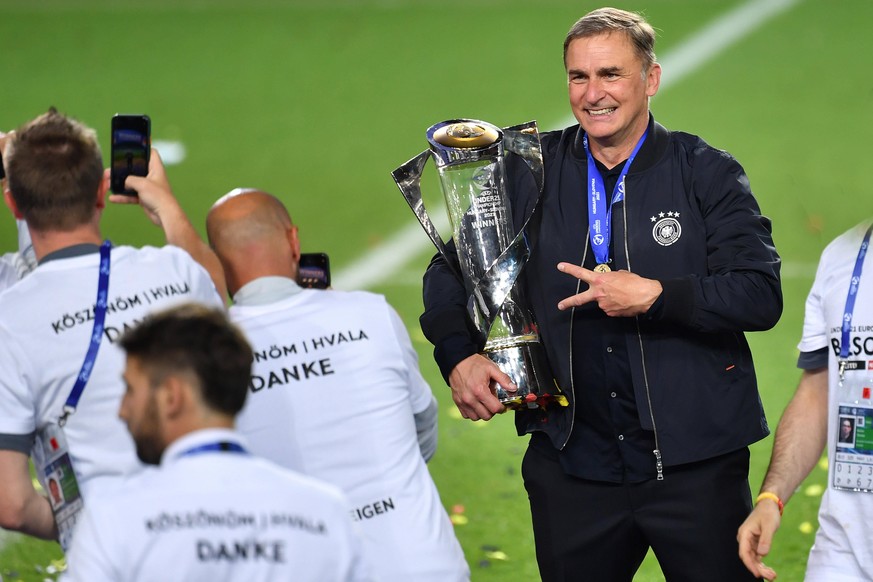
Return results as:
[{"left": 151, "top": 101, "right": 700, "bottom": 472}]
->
[
  {"left": 387, "top": 304, "right": 434, "bottom": 415},
  {"left": 0, "top": 323, "right": 38, "bottom": 436},
  {"left": 654, "top": 152, "right": 783, "bottom": 333},
  {"left": 797, "top": 347, "right": 828, "bottom": 370},
  {"left": 797, "top": 246, "right": 830, "bottom": 355},
  {"left": 165, "top": 246, "right": 224, "bottom": 307},
  {"left": 387, "top": 303, "right": 439, "bottom": 461}
]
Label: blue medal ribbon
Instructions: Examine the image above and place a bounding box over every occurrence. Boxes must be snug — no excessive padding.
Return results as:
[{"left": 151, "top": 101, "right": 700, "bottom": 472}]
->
[
  {"left": 838, "top": 223, "right": 873, "bottom": 380},
  {"left": 179, "top": 442, "right": 247, "bottom": 458},
  {"left": 59, "top": 240, "right": 112, "bottom": 426},
  {"left": 583, "top": 130, "right": 648, "bottom": 268}
]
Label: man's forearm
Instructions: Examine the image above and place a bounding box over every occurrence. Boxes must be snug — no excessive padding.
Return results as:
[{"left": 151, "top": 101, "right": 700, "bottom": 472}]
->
[
  {"left": 759, "top": 368, "right": 829, "bottom": 503},
  {"left": 0, "top": 450, "right": 58, "bottom": 540},
  {"left": 160, "top": 206, "right": 227, "bottom": 300}
]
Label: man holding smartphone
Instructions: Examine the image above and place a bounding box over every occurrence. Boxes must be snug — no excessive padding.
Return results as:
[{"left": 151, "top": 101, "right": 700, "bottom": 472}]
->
[
  {"left": 0, "top": 108, "right": 225, "bottom": 545},
  {"left": 206, "top": 189, "right": 470, "bottom": 582}
]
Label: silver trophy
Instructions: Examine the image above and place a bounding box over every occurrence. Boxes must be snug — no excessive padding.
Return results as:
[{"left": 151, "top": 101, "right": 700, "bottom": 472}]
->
[{"left": 392, "top": 119, "right": 563, "bottom": 410}]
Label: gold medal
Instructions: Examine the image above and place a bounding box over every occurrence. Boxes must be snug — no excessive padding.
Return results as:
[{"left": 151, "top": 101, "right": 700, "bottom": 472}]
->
[{"left": 593, "top": 263, "right": 611, "bottom": 273}]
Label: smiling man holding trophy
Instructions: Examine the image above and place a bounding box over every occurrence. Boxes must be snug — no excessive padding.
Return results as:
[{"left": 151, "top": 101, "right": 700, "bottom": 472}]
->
[{"left": 395, "top": 6, "right": 782, "bottom": 582}]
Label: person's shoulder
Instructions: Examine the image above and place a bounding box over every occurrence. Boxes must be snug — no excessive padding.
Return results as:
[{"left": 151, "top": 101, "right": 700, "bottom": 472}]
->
[
  {"left": 662, "top": 127, "right": 749, "bottom": 185},
  {"left": 118, "top": 245, "right": 215, "bottom": 285},
  {"left": 80, "top": 466, "right": 162, "bottom": 514},
  {"left": 247, "top": 456, "right": 348, "bottom": 505},
  {"left": 122, "top": 244, "right": 194, "bottom": 264},
  {"left": 668, "top": 128, "right": 734, "bottom": 161},
  {"left": 822, "top": 220, "right": 873, "bottom": 259},
  {"left": 314, "top": 288, "right": 389, "bottom": 310},
  {"left": 0, "top": 262, "right": 52, "bottom": 309},
  {"left": 539, "top": 124, "right": 579, "bottom": 157}
]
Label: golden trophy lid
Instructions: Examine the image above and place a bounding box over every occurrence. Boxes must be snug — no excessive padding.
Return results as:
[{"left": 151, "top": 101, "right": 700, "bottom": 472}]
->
[{"left": 432, "top": 121, "right": 500, "bottom": 149}]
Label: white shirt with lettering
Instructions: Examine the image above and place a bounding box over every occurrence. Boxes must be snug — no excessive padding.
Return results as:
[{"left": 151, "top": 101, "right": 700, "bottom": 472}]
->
[
  {"left": 230, "top": 279, "right": 470, "bottom": 582},
  {"left": 0, "top": 245, "right": 222, "bottom": 500},
  {"left": 798, "top": 220, "right": 873, "bottom": 580},
  {"left": 63, "top": 428, "right": 372, "bottom": 582}
]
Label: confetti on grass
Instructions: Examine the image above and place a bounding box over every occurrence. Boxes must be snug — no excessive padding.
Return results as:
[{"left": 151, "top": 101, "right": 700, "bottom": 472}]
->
[
  {"left": 804, "top": 484, "right": 824, "bottom": 497},
  {"left": 477, "top": 544, "right": 510, "bottom": 568},
  {"left": 450, "top": 503, "right": 468, "bottom": 525}
]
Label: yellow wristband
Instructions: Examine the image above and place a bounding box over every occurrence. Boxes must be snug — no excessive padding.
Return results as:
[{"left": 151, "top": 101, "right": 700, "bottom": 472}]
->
[{"left": 756, "top": 492, "right": 784, "bottom": 516}]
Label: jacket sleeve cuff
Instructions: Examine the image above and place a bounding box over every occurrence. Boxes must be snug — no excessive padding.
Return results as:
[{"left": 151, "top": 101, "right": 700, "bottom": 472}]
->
[
  {"left": 433, "top": 333, "right": 479, "bottom": 385},
  {"left": 647, "top": 277, "right": 694, "bottom": 326}
]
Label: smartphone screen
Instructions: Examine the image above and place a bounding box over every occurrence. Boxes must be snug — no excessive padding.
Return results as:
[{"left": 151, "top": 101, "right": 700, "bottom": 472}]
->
[
  {"left": 297, "top": 253, "right": 330, "bottom": 289},
  {"left": 110, "top": 114, "right": 150, "bottom": 195}
]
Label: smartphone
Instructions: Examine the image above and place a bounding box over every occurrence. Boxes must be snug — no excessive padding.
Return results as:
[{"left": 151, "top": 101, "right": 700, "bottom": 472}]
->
[
  {"left": 297, "top": 252, "right": 330, "bottom": 289},
  {"left": 110, "top": 114, "right": 151, "bottom": 195}
]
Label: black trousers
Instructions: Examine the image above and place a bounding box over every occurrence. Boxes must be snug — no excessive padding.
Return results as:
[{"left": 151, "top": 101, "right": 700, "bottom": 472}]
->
[{"left": 522, "top": 444, "right": 760, "bottom": 582}]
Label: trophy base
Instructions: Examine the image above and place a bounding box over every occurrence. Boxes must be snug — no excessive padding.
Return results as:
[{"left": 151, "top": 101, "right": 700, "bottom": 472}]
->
[{"left": 483, "top": 337, "right": 567, "bottom": 410}]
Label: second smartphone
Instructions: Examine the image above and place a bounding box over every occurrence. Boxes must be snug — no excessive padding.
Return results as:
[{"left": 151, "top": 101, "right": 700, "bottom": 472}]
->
[{"left": 297, "top": 253, "right": 331, "bottom": 289}]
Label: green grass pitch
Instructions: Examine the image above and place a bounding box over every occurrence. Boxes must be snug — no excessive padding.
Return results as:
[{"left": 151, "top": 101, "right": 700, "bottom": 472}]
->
[{"left": 2, "top": 0, "right": 873, "bottom": 580}]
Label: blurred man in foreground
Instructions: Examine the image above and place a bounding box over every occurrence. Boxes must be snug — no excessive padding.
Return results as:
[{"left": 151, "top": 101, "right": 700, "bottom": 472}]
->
[
  {"left": 64, "top": 303, "right": 371, "bottom": 581},
  {"left": 206, "top": 189, "right": 470, "bottom": 581}
]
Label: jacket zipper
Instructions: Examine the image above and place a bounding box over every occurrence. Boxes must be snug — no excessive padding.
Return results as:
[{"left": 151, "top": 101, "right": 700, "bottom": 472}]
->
[
  {"left": 621, "top": 200, "right": 664, "bottom": 481},
  {"left": 560, "top": 235, "right": 587, "bottom": 450}
]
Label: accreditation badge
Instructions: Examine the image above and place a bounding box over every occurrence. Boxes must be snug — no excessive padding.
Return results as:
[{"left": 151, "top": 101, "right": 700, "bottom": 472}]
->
[
  {"left": 833, "top": 375, "right": 873, "bottom": 492},
  {"left": 36, "top": 422, "right": 84, "bottom": 551}
]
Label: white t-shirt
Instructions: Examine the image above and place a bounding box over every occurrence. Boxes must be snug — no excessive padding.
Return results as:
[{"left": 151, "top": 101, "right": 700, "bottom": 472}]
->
[
  {"left": 63, "top": 428, "right": 372, "bottom": 582},
  {"left": 0, "top": 219, "right": 36, "bottom": 292},
  {"left": 230, "top": 283, "right": 470, "bottom": 582},
  {"left": 0, "top": 244, "right": 222, "bottom": 498},
  {"left": 798, "top": 220, "right": 873, "bottom": 580},
  {"left": 0, "top": 253, "right": 18, "bottom": 291}
]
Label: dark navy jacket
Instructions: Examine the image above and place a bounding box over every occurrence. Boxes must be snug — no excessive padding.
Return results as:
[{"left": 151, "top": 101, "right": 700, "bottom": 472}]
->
[{"left": 421, "top": 116, "right": 782, "bottom": 469}]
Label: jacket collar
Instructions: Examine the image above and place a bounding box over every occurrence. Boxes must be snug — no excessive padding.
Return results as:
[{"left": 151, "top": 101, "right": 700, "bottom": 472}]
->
[{"left": 570, "top": 113, "right": 669, "bottom": 174}]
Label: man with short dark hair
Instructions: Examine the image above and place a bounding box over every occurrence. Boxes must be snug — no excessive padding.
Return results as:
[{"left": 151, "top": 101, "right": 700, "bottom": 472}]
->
[
  {"left": 420, "top": 7, "right": 781, "bottom": 581},
  {"left": 0, "top": 109, "right": 225, "bottom": 546},
  {"left": 64, "top": 303, "right": 371, "bottom": 581}
]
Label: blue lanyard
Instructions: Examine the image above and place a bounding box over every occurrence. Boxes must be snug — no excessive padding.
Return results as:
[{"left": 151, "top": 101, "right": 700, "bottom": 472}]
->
[
  {"left": 583, "top": 130, "right": 648, "bottom": 267},
  {"left": 179, "top": 442, "right": 247, "bottom": 458},
  {"left": 839, "top": 223, "right": 873, "bottom": 379},
  {"left": 59, "top": 240, "right": 112, "bottom": 426}
]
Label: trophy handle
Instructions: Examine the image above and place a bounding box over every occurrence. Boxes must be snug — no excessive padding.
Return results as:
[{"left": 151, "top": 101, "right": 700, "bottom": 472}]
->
[
  {"left": 392, "top": 150, "right": 464, "bottom": 283},
  {"left": 503, "top": 121, "right": 544, "bottom": 195}
]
